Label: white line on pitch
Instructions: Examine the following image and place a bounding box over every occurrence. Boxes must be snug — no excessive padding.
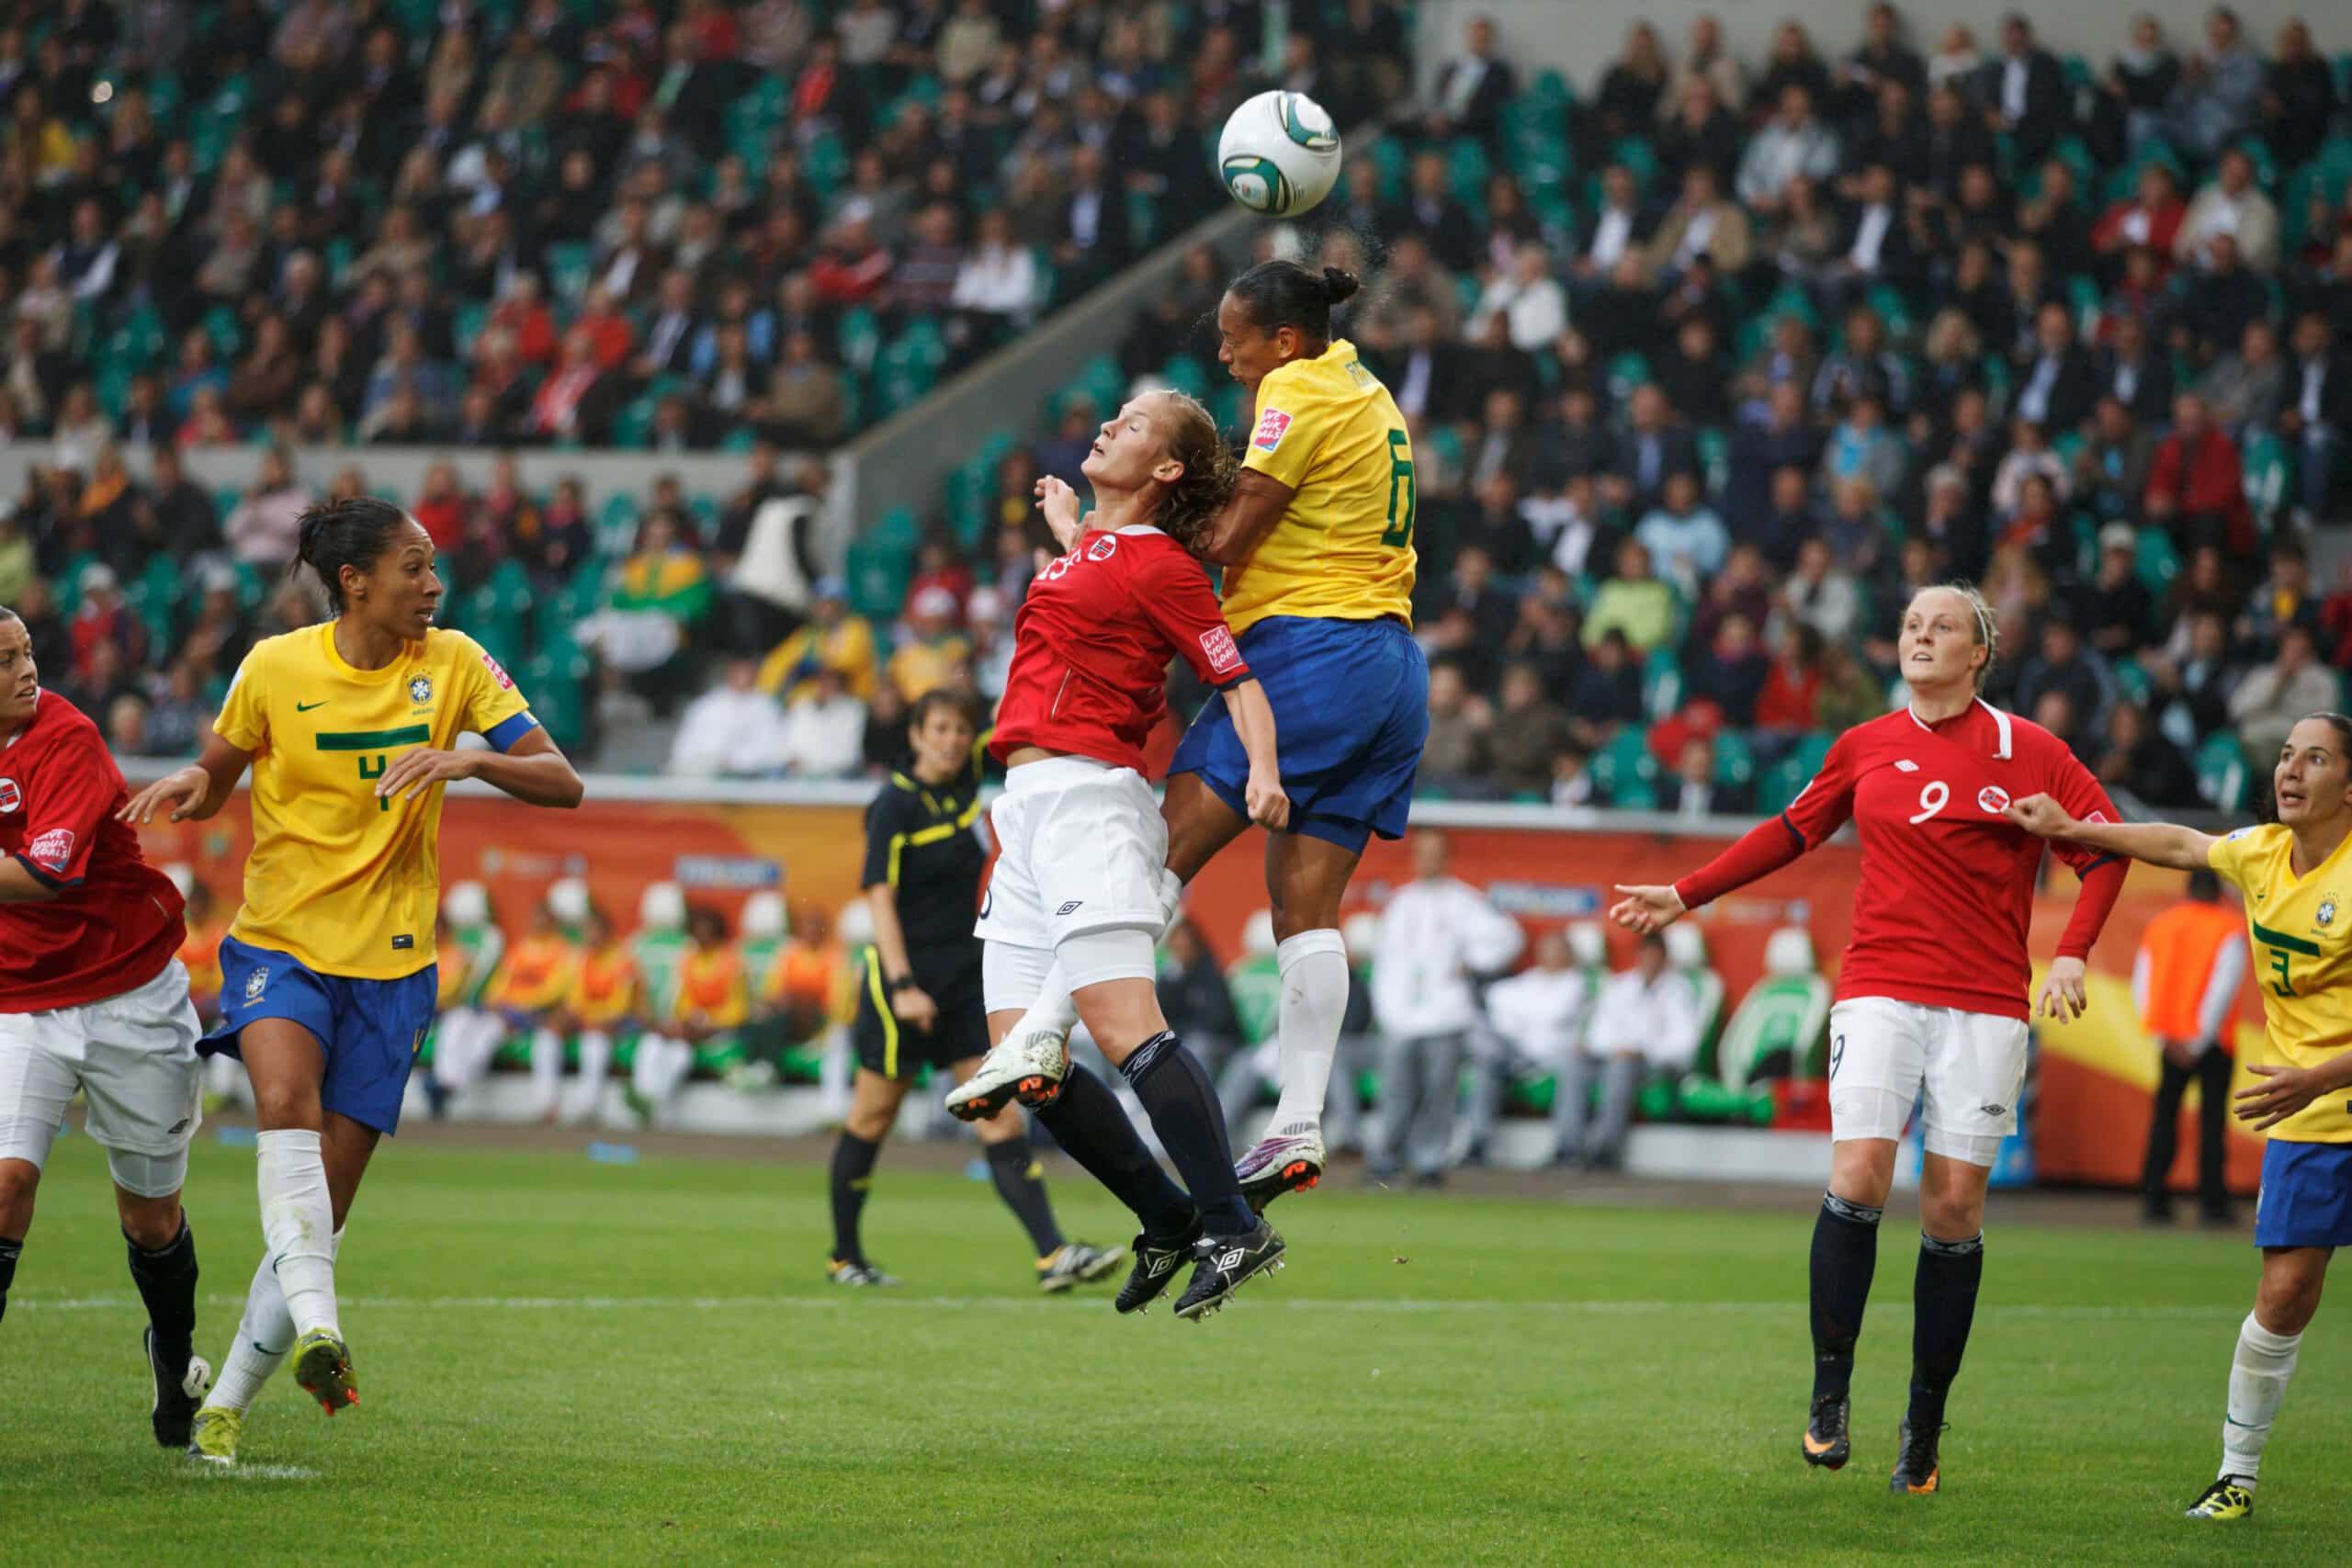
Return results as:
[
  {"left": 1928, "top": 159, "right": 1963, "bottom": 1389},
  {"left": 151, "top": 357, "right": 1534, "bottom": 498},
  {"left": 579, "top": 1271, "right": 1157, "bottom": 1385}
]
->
[{"left": 8, "top": 1293, "right": 2245, "bottom": 1320}]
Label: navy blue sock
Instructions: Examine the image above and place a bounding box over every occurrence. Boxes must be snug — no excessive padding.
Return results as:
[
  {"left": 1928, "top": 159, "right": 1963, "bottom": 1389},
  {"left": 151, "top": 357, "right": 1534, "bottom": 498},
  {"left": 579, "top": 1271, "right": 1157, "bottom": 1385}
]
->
[
  {"left": 1810, "top": 1191, "right": 1882, "bottom": 1403},
  {"left": 983, "top": 1138, "right": 1067, "bottom": 1259},
  {"left": 1118, "top": 1032, "right": 1253, "bottom": 1238},
  {"left": 125, "top": 1217, "right": 199, "bottom": 1366},
  {"left": 0, "top": 1235, "right": 18, "bottom": 1327},
  {"left": 1035, "top": 1064, "right": 1196, "bottom": 1240},
  {"left": 828, "top": 1133, "right": 879, "bottom": 1266},
  {"left": 1908, "top": 1232, "right": 1984, "bottom": 1430}
]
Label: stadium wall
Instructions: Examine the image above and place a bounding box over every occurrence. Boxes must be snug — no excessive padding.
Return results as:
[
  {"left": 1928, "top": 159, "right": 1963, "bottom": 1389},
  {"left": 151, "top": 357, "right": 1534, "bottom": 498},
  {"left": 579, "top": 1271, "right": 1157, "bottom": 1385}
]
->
[
  {"left": 1415, "top": 0, "right": 2323, "bottom": 96},
  {"left": 122, "top": 766, "right": 2259, "bottom": 1192}
]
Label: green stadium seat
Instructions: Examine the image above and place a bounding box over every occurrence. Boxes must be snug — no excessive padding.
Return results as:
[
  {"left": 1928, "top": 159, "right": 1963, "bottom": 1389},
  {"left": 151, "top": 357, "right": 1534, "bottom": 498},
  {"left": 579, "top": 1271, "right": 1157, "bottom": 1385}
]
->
[
  {"left": 871, "top": 505, "right": 920, "bottom": 551},
  {"left": 2195, "top": 733, "right": 2249, "bottom": 812},
  {"left": 595, "top": 493, "right": 641, "bottom": 557},
  {"left": 1590, "top": 727, "right": 1658, "bottom": 806},
  {"left": 1712, "top": 728, "right": 1755, "bottom": 791},
  {"left": 544, "top": 243, "right": 595, "bottom": 306},
  {"left": 1680, "top": 926, "right": 1832, "bottom": 1121},
  {"left": 838, "top": 306, "right": 883, "bottom": 376},
  {"left": 1760, "top": 731, "right": 1834, "bottom": 813},
  {"left": 844, "top": 536, "right": 912, "bottom": 623},
  {"left": 2135, "top": 527, "right": 2179, "bottom": 595}
]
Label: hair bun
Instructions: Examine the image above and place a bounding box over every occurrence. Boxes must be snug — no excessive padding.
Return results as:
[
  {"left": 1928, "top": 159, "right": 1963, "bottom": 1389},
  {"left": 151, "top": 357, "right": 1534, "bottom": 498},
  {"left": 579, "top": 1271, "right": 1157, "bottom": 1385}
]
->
[
  {"left": 1319, "top": 266, "right": 1361, "bottom": 305},
  {"left": 295, "top": 511, "right": 325, "bottom": 568}
]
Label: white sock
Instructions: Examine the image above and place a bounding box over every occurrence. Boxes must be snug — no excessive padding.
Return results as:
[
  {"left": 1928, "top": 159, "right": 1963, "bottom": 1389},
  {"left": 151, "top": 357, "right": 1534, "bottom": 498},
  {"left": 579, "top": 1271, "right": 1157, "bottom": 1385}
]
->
[
  {"left": 210, "top": 1226, "right": 343, "bottom": 1412},
  {"left": 2221, "top": 1311, "right": 2302, "bottom": 1484},
  {"left": 529, "top": 1026, "right": 564, "bottom": 1107},
  {"left": 570, "top": 1029, "right": 612, "bottom": 1122},
  {"left": 255, "top": 1129, "right": 339, "bottom": 1341},
  {"left": 1268, "top": 929, "right": 1349, "bottom": 1138}
]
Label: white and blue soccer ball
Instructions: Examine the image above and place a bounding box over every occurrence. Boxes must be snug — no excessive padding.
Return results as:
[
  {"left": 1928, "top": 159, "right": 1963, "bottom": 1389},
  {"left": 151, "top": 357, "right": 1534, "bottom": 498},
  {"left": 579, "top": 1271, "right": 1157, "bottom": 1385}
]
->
[{"left": 1216, "top": 89, "right": 1342, "bottom": 218}]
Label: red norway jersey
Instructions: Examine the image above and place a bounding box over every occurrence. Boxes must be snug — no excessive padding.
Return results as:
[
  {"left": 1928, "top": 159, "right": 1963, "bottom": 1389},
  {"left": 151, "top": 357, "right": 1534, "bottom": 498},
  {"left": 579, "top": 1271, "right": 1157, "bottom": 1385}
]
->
[
  {"left": 992, "top": 525, "right": 1250, "bottom": 773},
  {"left": 0, "top": 692, "right": 186, "bottom": 1011},
  {"left": 1778, "top": 701, "right": 2116, "bottom": 1020}
]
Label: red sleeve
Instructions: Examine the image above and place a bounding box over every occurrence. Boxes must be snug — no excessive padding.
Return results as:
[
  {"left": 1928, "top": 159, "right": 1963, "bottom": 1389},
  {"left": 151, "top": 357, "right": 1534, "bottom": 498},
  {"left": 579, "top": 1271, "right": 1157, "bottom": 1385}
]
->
[
  {"left": 1677, "top": 731, "right": 1855, "bottom": 907},
  {"left": 2040, "top": 733, "right": 2128, "bottom": 959},
  {"left": 2056, "top": 856, "right": 2127, "bottom": 961},
  {"left": 1137, "top": 549, "right": 1251, "bottom": 689},
  {"left": 2145, "top": 437, "right": 2180, "bottom": 507},
  {"left": 17, "top": 728, "right": 117, "bottom": 888},
  {"left": 2041, "top": 739, "right": 2124, "bottom": 879},
  {"left": 1673, "top": 816, "right": 1806, "bottom": 909}
]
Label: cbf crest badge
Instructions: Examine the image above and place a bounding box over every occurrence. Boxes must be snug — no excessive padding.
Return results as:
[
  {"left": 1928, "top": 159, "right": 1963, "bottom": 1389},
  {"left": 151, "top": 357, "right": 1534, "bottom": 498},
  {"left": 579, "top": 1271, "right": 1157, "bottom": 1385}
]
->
[
  {"left": 409, "top": 673, "right": 434, "bottom": 705},
  {"left": 2319, "top": 895, "right": 2339, "bottom": 930},
  {"left": 244, "top": 966, "right": 269, "bottom": 1002}
]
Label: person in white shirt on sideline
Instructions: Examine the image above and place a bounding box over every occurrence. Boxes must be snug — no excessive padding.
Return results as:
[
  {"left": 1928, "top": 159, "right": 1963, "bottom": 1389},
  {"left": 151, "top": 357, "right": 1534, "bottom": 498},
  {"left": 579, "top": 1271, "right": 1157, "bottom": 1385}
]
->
[
  {"left": 778, "top": 664, "right": 869, "bottom": 778},
  {"left": 1463, "top": 926, "right": 1596, "bottom": 1167},
  {"left": 668, "top": 658, "right": 788, "bottom": 776},
  {"left": 1366, "top": 830, "right": 1524, "bottom": 1188},
  {"left": 1567, "top": 932, "right": 1702, "bottom": 1170}
]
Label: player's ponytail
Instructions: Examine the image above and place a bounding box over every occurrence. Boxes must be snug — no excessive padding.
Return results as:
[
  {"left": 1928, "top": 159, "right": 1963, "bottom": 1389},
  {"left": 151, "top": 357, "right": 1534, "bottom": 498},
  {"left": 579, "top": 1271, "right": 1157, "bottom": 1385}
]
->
[
  {"left": 1225, "top": 258, "right": 1356, "bottom": 345},
  {"left": 295, "top": 494, "right": 413, "bottom": 615},
  {"left": 1145, "top": 389, "right": 1238, "bottom": 554}
]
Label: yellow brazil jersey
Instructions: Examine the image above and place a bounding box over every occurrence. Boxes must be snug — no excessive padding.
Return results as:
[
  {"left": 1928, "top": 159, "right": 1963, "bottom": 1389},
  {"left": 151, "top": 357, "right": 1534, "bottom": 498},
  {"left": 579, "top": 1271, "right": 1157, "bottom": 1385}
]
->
[
  {"left": 672, "top": 947, "right": 749, "bottom": 1031},
  {"left": 214, "top": 624, "right": 537, "bottom": 979},
  {"left": 2209, "top": 824, "right": 2352, "bottom": 1143},
  {"left": 1224, "top": 338, "right": 1418, "bottom": 637}
]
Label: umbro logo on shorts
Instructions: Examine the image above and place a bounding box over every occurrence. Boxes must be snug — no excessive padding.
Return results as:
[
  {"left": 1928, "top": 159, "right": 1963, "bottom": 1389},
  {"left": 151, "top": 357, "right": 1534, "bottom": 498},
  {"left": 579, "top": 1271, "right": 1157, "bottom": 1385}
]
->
[
  {"left": 167, "top": 1117, "right": 190, "bottom": 1135},
  {"left": 1980, "top": 1103, "right": 2007, "bottom": 1117},
  {"left": 1057, "top": 900, "right": 1084, "bottom": 916}
]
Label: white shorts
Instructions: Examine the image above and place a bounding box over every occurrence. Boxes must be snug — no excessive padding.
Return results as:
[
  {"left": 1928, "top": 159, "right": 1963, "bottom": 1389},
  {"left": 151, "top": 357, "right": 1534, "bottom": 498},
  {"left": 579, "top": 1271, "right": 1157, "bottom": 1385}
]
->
[
  {"left": 1826, "top": 996, "right": 2028, "bottom": 1168},
  {"left": 977, "top": 757, "right": 1166, "bottom": 1003},
  {"left": 0, "top": 959, "right": 204, "bottom": 1196}
]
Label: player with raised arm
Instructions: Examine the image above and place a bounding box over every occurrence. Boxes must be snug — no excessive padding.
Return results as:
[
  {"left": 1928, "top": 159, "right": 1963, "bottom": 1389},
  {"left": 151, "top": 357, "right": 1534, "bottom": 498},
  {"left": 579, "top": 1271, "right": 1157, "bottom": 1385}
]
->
[
  {"left": 119, "top": 498, "right": 582, "bottom": 1464},
  {"left": 2005, "top": 713, "right": 2352, "bottom": 1522},
  {"left": 995, "top": 259, "right": 1424, "bottom": 1210},
  {"left": 0, "top": 606, "right": 213, "bottom": 1449},
  {"left": 1611, "top": 584, "right": 2128, "bottom": 1495},
  {"left": 945, "top": 389, "right": 1294, "bottom": 1319}
]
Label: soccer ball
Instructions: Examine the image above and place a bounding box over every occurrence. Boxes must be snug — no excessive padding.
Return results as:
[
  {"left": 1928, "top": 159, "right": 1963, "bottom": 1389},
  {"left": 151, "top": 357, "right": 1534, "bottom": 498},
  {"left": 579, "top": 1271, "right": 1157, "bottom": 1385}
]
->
[{"left": 1217, "top": 90, "right": 1342, "bottom": 218}]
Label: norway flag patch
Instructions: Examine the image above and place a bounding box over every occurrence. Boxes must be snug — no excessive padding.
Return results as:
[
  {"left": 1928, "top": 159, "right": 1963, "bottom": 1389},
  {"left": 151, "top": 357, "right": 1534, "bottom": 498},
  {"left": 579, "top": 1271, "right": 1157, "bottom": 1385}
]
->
[
  {"left": 1251, "top": 407, "right": 1293, "bottom": 452},
  {"left": 28, "top": 827, "right": 74, "bottom": 873},
  {"left": 1198, "top": 625, "right": 1243, "bottom": 675}
]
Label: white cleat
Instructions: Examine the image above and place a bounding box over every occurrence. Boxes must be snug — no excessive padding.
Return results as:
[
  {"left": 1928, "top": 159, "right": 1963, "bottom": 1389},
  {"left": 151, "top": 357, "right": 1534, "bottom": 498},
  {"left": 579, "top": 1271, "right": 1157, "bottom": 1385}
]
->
[
  {"left": 1235, "top": 1129, "right": 1328, "bottom": 1213},
  {"left": 944, "top": 1026, "right": 1070, "bottom": 1122}
]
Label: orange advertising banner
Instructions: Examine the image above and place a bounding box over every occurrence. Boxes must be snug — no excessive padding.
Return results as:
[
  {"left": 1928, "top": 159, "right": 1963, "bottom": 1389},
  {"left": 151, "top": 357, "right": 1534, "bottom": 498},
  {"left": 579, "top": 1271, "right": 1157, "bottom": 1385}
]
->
[{"left": 141, "top": 788, "right": 2260, "bottom": 1192}]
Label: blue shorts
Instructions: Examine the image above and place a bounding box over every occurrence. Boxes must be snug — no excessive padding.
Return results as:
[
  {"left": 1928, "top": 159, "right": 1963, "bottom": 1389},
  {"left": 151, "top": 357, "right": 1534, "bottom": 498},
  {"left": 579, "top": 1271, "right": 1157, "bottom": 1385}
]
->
[
  {"left": 1170, "top": 615, "right": 1428, "bottom": 854},
  {"left": 199, "top": 936, "right": 439, "bottom": 1135},
  {"left": 2253, "top": 1138, "right": 2352, "bottom": 1248}
]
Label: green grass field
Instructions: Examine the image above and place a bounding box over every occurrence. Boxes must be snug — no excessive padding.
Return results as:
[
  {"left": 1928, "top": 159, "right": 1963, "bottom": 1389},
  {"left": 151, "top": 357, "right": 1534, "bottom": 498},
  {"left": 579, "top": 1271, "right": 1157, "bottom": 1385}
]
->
[{"left": 3, "top": 1130, "right": 2344, "bottom": 1566}]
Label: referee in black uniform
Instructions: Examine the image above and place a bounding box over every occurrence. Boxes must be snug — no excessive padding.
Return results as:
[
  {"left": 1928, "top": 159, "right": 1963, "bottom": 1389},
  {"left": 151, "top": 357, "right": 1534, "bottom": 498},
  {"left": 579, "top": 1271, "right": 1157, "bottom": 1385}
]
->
[{"left": 826, "top": 689, "right": 1123, "bottom": 1292}]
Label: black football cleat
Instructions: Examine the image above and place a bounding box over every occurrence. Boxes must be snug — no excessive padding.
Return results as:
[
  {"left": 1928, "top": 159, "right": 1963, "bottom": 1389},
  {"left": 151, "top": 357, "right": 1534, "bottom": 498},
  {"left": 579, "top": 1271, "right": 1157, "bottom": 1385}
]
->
[
  {"left": 146, "top": 1326, "right": 211, "bottom": 1450},
  {"left": 1115, "top": 1220, "right": 1204, "bottom": 1315},
  {"left": 1172, "top": 1220, "right": 1285, "bottom": 1322},
  {"left": 1890, "top": 1419, "right": 1946, "bottom": 1495},
  {"left": 1802, "top": 1393, "right": 1850, "bottom": 1471}
]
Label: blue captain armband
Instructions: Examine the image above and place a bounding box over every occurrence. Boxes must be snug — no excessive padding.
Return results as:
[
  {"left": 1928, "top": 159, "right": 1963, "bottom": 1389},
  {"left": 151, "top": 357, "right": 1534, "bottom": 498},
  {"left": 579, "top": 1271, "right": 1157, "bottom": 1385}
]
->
[{"left": 484, "top": 712, "right": 541, "bottom": 752}]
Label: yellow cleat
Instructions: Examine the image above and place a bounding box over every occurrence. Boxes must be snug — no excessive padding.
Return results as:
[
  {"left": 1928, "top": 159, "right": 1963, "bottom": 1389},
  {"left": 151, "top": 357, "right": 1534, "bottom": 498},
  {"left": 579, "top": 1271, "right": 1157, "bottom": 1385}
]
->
[
  {"left": 2186, "top": 1479, "right": 2255, "bottom": 1520},
  {"left": 186, "top": 1405, "right": 243, "bottom": 1466},
  {"left": 291, "top": 1328, "right": 359, "bottom": 1416}
]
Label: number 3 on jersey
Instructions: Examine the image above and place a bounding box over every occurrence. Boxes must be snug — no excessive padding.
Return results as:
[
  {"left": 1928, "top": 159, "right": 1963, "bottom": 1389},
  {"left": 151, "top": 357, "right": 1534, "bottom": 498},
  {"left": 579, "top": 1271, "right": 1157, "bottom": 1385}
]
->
[{"left": 1380, "top": 428, "right": 1416, "bottom": 548}]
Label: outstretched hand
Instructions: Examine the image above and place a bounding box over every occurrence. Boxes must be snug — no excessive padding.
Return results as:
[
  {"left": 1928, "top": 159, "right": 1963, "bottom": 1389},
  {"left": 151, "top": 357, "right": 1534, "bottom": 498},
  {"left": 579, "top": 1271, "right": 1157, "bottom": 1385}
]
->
[
  {"left": 1034, "top": 477, "right": 1087, "bottom": 550},
  {"left": 1609, "top": 884, "right": 1686, "bottom": 934}
]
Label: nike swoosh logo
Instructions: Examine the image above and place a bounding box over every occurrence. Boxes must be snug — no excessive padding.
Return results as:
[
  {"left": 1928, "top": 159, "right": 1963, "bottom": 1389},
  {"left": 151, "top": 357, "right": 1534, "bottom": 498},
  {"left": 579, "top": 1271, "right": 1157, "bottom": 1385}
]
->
[{"left": 296, "top": 700, "right": 328, "bottom": 712}]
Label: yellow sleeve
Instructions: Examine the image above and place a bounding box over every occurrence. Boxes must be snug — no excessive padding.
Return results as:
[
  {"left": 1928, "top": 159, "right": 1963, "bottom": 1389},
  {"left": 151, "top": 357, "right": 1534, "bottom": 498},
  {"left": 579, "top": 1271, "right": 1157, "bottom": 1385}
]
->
[
  {"left": 446, "top": 630, "right": 535, "bottom": 746},
  {"left": 716, "top": 974, "right": 749, "bottom": 1030},
  {"left": 212, "top": 645, "right": 273, "bottom": 754},
  {"left": 1240, "top": 363, "right": 1328, "bottom": 491},
  {"left": 2207, "top": 827, "right": 2261, "bottom": 893}
]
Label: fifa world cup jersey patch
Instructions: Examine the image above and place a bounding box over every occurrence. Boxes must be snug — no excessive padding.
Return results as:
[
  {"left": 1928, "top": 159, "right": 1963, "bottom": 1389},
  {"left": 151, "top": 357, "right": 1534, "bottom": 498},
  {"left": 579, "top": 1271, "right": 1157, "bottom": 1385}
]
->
[
  {"left": 1198, "top": 626, "right": 1242, "bottom": 675},
  {"left": 28, "top": 827, "right": 73, "bottom": 872},
  {"left": 1252, "top": 407, "right": 1293, "bottom": 450}
]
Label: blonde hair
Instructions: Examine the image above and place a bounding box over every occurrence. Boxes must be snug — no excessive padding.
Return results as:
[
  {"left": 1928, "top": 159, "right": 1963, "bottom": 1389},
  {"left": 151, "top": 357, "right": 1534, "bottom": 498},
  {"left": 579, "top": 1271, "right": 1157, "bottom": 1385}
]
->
[
  {"left": 1909, "top": 581, "right": 2000, "bottom": 693},
  {"left": 1142, "top": 389, "right": 1238, "bottom": 552}
]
